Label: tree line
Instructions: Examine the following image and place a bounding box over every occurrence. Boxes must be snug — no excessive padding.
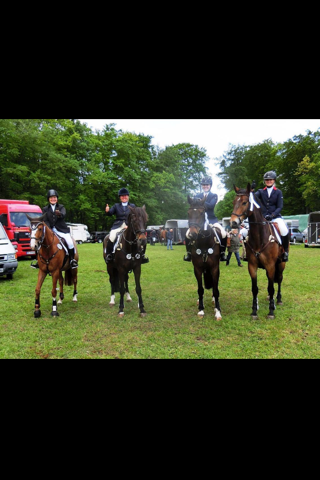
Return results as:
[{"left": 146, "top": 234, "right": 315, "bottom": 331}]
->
[{"left": 1, "top": 119, "right": 319, "bottom": 231}]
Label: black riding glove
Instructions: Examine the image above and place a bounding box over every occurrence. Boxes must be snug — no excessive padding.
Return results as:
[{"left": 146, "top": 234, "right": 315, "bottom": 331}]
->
[
  {"left": 265, "top": 214, "right": 272, "bottom": 221},
  {"left": 55, "top": 210, "right": 62, "bottom": 217}
]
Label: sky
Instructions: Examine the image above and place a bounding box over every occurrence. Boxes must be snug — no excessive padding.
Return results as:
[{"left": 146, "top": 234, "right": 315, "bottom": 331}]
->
[{"left": 79, "top": 119, "right": 320, "bottom": 199}]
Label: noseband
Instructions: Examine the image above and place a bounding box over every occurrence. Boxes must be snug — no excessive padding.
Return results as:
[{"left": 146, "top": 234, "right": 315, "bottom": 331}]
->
[{"left": 30, "top": 222, "right": 55, "bottom": 250}]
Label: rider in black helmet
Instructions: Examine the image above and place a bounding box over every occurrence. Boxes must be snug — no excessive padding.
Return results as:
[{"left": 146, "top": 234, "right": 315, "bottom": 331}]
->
[
  {"left": 254, "top": 171, "right": 289, "bottom": 262},
  {"left": 105, "top": 188, "right": 149, "bottom": 264},
  {"left": 183, "top": 175, "right": 227, "bottom": 262},
  {"left": 30, "top": 189, "right": 78, "bottom": 269}
]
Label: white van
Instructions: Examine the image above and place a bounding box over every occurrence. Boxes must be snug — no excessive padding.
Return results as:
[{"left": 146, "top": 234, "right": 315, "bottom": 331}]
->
[
  {"left": 0, "top": 222, "right": 18, "bottom": 279},
  {"left": 66, "top": 223, "right": 91, "bottom": 244}
]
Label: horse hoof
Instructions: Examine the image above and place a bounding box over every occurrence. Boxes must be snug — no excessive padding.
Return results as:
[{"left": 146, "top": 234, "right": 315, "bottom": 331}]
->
[
  {"left": 73, "top": 297, "right": 77, "bottom": 302},
  {"left": 58, "top": 300, "right": 62, "bottom": 305},
  {"left": 109, "top": 302, "right": 115, "bottom": 307},
  {"left": 51, "top": 311, "right": 60, "bottom": 317},
  {"left": 118, "top": 312, "right": 124, "bottom": 317},
  {"left": 34, "top": 310, "right": 41, "bottom": 318},
  {"left": 140, "top": 312, "right": 147, "bottom": 318},
  {"left": 277, "top": 301, "right": 283, "bottom": 306},
  {"left": 251, "top": 315, "right": 258, "bottom": 320},
  {"left": 216, "top": 317, "right": 222, "bottom": 321},
  {"left": 267, "top": 315, "right": 275, "bottom": 320},
  {"left": 198, "top": 311, "right": 204, "bottom": 316}
]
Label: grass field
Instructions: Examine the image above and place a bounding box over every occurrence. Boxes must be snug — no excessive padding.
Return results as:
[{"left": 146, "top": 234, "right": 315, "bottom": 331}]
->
[{"left": 1, "top": 242, "right": 320, "bottom": 359}]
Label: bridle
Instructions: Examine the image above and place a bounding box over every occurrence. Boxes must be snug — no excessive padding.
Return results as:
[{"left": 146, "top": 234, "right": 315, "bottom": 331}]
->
[
  {"left": 188, "top": 206, "right": 211, "bottom": 238},
  {"left": 30, "top": 221, "right": 61, "bottom": 268},
  {"left": 232, "top": 192, "right": 267, "bottom": 225}
]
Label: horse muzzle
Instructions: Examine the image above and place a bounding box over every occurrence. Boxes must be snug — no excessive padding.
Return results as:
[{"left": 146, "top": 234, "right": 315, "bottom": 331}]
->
[{"left": 187, "top": 227, "right": 199, "bottom": 240}]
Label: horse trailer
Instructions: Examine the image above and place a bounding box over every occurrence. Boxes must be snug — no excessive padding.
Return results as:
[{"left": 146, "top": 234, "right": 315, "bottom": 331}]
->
[
  {"left": 164, "top": 219, "right": 189, "bottom": 244},
  {"left": 66, "top": 223, "right": 91, "bottom": 244},
  {"left": 304, "top": 211, "right": 320, "bottom": 248}
]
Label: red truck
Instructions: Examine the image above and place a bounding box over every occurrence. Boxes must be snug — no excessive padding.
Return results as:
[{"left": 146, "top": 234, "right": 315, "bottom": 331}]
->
[{"left": 0, "top": 199, "right": 42, "bottom": 258}]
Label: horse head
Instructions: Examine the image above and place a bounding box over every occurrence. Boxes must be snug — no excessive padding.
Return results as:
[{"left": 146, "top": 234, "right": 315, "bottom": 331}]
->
[
  {"left": 231, "top": 183, "right": 264, "bottom": 229},
  {"left": 26, "top": 213, "right": 47, "bottom": 251},
  {"left": 187, "top": 195, "right": 206, "bottom": 239},
  {"left": 128, "top": 205, "right": 148, "bottom": 248}
]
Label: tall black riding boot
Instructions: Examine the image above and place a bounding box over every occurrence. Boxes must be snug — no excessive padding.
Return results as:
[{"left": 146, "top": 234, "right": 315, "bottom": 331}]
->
[
  {"left": 141, "top": 245, "right": 150, "bottom": 264},
  {"left": 68, "top": 248, "right": 78, "bottom": 269},
  {"left": 220, "top": 237, "right": 227, "bottom": 261},
  {"left": 281, "top": 234, "right": 289, "bottom": 262},
  {"left": 183, "top": 237, "right": 192, "bottom": 261},
  {"left": 30, "top": 254, "right": 39, "bottom": 269},
  {"left": 105, "top": 240, "right": 114, "bottom": 263}
]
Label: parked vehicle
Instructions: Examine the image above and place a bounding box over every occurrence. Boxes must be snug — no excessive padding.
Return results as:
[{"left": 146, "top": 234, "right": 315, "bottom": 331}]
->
[
  {"left": 304, "top": 211, "right": 320, "bottom": 248},
  {"left": 288, "top": 227, "right": 306, "bottom": 244},
  {"left": 164, "top": 219, "right": 189, "bottom": 244},
  {"left": 0, "top": 222, "right": 18, "bottom": 279},
  {"left": 66, "top": 223, "right": 91, "bottom": 244},
  {"left": 90, "top": 231, "right": 109, "bottom": 243},
  {"left": 0, "top": 199, "right": 42, "bottom": 258},
  {"left": 146, "top": 229, "right": 159, "bottom": 244}
]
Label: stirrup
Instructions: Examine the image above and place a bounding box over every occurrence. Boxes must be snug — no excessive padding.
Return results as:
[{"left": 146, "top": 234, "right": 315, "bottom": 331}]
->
[
  {"left": 141, "top": 256, "right": 149, "bottom": 264},
  {"left": 30, "top": 261, "right": 39, "bottom": 269},
  {"left": 70, "top": 259, "right": 78, "bottom": 269}
]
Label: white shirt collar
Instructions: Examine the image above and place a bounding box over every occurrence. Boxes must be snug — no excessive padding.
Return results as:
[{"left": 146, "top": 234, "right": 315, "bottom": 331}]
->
[{"left": 122, "top": 202, "right": 128, "bottom": 206}]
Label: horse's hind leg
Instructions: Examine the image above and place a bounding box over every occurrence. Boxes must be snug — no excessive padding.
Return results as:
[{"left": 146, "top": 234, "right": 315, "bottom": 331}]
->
[
  {"left": 34, "top": 270, "right": 46, "bottom": 318},
  {"left": 58, "top": 272, "right": 64, "bottom": 304},
  {"left": 72, "top": 270, "right": 78, "bottom": 302},
  {"left": 211, "top": 266, "right": 222, "bottom": 321},
  {"left": 125, "top": 277, "right": 132, "bottom": 302},
  {"left": 266, "top": 268, "right": 276, "bottom": 319},
  {"left": 51, "top": 272, "right": 60, "bottom": 317},
  {"left": 194, "top": 268, "right": 204, "bottom": 316}
]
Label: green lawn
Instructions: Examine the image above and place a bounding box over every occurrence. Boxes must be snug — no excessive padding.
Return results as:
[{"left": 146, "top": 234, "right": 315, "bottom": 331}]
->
[{"left": 1, "top": 242, "right": 319, "bottom": 359}]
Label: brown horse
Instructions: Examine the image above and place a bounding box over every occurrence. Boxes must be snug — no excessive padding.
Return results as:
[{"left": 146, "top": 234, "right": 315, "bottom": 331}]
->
[
  {"left": 230, "top": 184, "right": 288, "bottom": 319},
  {"left": 186, "top": 195, "right": 222, "bottom": 320},
  {"left": 103, "top": 205, "right": 148, "bottom": 317},
  {"left": 27, "top": 213, "right": 79, "bottom": 318}
]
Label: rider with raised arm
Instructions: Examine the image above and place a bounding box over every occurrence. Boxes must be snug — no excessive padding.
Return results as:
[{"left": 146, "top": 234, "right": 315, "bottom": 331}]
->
[
  {"left": 105, "top": 187, "right": 149, "bottom": 264},
  {"left": 254, "top": 171, "right": 289, "bottom": 262},
  {"left": 183, "top": 176, "right": 227, "bottom": 262},
  {"left": 30, "top": 189, "right": 78, "bottom": 269}
]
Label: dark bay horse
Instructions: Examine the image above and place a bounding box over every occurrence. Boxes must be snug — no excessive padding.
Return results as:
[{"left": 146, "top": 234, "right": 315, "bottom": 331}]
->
[
  {"left": 186, "top": 195, "right": 222, "bottom": 320},
  {"left": 103, "top": 205, "right": 148, "bottom": 317},
  {"left": 27, "top": 213, "right": 79, "bottom": 318},
  {"left": 230, "top": 184, "right": 288, "bottom": 319}
]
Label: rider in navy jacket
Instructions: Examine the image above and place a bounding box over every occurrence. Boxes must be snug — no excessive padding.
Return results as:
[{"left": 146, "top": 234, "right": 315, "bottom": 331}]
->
[
  {"left": 183, "top": 176, "right": 227, "bottom": 262},
  {"left": 105, "top": 187, "right": 149, "bottom": 264},
  {"left": 254, "top": 171, "right": 289, "bottom": 262}
]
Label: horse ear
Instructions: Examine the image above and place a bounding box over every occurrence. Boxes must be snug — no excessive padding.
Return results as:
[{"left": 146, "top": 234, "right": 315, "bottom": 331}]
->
[{"left": 234, "top": 185, "right": 240, "bottom": 193}]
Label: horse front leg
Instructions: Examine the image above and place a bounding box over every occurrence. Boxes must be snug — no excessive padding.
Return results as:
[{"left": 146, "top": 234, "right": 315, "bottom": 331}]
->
[
  {"left": 117, "top": 270, "right": 126, "bottom": 317},
  {"left": 211, "top": 263, "right": 222, "bottom": 321},
  {"left": 194, "top": 267, "right": 204, "bottom": 316},
  {"left": 134, "top": 265, "right": 146, "bottom": 317},
  {"left": 249, "top": 263, "right": 259, "bottom": 319},
  {"left": 58, "top": 271, "right": 64, "bottom": 305},
  {"left": 266, "top": 267, "right": 276, "bottom": 319},
  {"left": 51, "top": 272, "right": 60, "bottom": 317},
  {"left": 34, "top": 269, "right": 47, "bottom": 318}
]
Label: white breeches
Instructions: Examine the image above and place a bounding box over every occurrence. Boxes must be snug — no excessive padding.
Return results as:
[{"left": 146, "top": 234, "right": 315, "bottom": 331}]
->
[
  {"left": 209, "top": 222, "right": 227, "bottom": 239},
  {"left": 52, "top": 228, "right": 74, "bottom": 249},
  {"left": 110, "top": 222, "right": 126, "bottom": 242},
  {"left": 272, "top": 218, "right": 289, "bottom": 236}
]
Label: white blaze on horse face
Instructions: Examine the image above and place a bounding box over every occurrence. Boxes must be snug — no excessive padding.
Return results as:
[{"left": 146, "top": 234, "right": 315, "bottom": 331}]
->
[{"left": 30, "top": 226, "right": 38, "bottom": 250}]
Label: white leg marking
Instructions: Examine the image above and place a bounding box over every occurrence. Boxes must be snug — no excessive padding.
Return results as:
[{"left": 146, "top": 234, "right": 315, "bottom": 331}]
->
[
  {"left": 73, "top": 294, "right": 78, "bottom": 302},
  {"left": 109, "top": 295, "right": 115, "bottom": 306},
  {"left": 126, "top": 293, "right": 132, "bottom": 302},
  {"left": 198, "top": 310, "right": 205, "bottom": 316},
  {"left": 214, "top": 308, "right": 222, "bottom": 321}
]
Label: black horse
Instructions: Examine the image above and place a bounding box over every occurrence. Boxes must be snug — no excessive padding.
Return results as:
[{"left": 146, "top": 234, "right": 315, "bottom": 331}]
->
[
  {"left": 230, "top": 184, "right": 288, "bottom": 319},
  {"left": 186, "top": 195, "right": 222, "bottom": 320},
  {"left": 103, "top": 205, "right": 148, "bottom": 317}
]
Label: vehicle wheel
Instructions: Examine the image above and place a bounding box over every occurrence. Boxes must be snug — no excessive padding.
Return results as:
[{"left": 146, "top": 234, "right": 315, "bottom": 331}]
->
[
  {"left": 305, "top": 244, "right": 309, "bottom": 248},
  {"left": 7, "top": 274, "right": 13, "bottom": 280},
  {"left": 293, "top": 237, "right": 296, "bottom": 244},
  {"left": 98, "top": 239, "right": 102, "bottom": 243},
  {"left": 78, "top": 240, "right": 83, "bottom": 245}
]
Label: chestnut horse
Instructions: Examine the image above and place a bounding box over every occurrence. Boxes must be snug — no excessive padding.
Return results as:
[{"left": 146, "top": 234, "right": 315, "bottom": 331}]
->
[
  {"left": 230, "top": 184, "right": 288, "bottom": 319},
  {"left": 186, "top": 195, "right": 222, "bottom": 320},
  {"left": 103, "top": 205, "right": 148, "bottom": 317},
  {"left": 27, "top": 213, "right": 79, "bottom": 318}
]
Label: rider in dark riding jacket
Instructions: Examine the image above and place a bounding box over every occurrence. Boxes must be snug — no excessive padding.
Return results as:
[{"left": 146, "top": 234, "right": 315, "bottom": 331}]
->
[
  {"left": 254, "top": 171, "right": 289, "bottom": 262},
  {"left": 30, "top": 189, "right": 78, "bottom": 269},
  {"left": 105, "top": 187, "right": 149, "bottom": 264},
  {"left": 183, "top": 176, "right": 227, "bottom": 262}
]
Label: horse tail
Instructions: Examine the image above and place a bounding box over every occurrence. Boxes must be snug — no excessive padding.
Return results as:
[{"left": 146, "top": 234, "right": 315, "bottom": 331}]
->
[
  {"left": 64, "top": 268, "right": 73, "bottom": 286},
  {"left": 110, "top": 267, "right": 121, "bottom": 293},
  {"left": 204, "top": 269, "right": 213, "bottom": 289}
]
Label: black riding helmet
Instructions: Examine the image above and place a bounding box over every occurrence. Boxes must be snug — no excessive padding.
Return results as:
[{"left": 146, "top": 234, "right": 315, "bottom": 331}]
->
[
  {"left": 201, "top": 176, "right": 212, "bottom": 186},
  {"left": 118, "top": 188, "right": 130, "bottom": 196},
  {"left": 263, "top": 171, "right": 277, "bottom": 180},
  {"left": 47, "top": 189, "right": 58, "bottom": 199}
]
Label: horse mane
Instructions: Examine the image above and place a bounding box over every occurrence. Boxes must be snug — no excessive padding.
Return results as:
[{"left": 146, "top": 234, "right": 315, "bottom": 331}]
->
[
  {"left": 128, "top": 205, "right": 149, "bottom": 223},
  {"left": 187, "top": 195, "right": 205, "bottom": 207}
]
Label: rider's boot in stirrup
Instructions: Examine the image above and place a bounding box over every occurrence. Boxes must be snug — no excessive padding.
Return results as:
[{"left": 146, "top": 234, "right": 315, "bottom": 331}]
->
[{"left": 68, "top": 247, "right": 78, "bottom": 269}]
